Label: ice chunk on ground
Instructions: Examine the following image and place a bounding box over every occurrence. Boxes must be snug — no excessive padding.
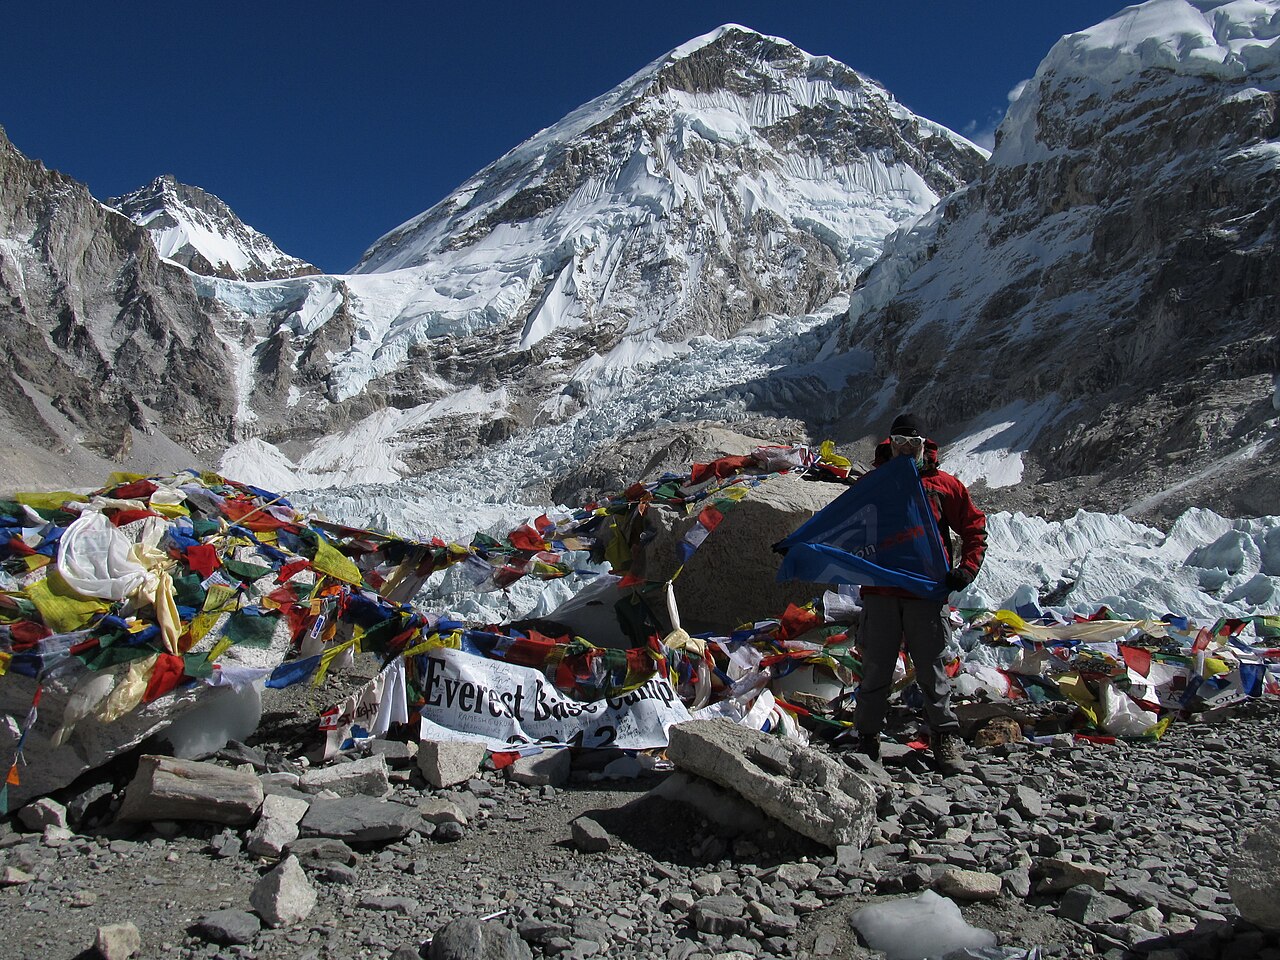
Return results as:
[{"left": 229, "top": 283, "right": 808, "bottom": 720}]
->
[
  {"left": 160, "top": 683, "right": 263, "bottom": 760},
  {"left": 851, "top": 890, "right": 997, "bottom": 959}
]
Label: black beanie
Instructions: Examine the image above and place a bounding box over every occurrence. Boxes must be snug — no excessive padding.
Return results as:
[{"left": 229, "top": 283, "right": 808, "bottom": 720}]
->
[{"left": 890, "top": 413, "right": 924, "bottom": 437}]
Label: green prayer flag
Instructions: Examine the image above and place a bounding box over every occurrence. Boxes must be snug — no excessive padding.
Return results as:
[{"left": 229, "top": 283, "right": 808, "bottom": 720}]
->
[
  {"left": 222, "top": 609, "right": 279, "bottom": 648},
  {"left": 221, "top": 558, "right": 273, "bottom": 583}
]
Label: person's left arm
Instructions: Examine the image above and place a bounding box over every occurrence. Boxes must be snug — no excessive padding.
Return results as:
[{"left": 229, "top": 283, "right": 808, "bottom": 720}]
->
[{"left": 941, "top": 477, "right": 987, "bottom": 589}]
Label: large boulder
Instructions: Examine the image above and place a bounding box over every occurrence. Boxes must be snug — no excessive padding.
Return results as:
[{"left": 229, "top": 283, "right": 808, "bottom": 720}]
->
[
  {"left": 1228, "top": 820, "right": 1280, "bottom": 930},
  {"left": 117, "top": 755, "right": 264, "bottom": 825},
  {"left": 653, "top": 474, "right": 845, "bottom": 632},
  {"left": 545, "top": 471, "right": 845, "bottom": 643},
  {"left": 665, "top": 719, "right": 879, "bottom": 848}
]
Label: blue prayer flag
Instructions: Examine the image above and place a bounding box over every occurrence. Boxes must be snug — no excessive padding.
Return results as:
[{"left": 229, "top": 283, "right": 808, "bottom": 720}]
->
[
  {"left": 775, "top": 455, "right": 949, "bottom": 600},
  {"left": 265, "top": 655, "right": 322, "bottom": 689}
]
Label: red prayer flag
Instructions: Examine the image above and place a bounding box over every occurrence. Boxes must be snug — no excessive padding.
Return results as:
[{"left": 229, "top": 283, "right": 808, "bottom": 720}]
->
[
  {"left": 1120, "top": 645, "right": 1152, "bottom": 677},
  {"left": 143, "top": 653, "right": 187, "bottom": 703},
  {"left": 507, "top": 525, "right": 546, "bottom": 552},
  {"left": 185, "top": 543, "right": 220, "bottom": 579}
]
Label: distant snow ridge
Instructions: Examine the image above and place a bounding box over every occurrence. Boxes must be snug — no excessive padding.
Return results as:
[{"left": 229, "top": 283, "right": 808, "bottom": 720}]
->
[
  {"left": 968, "top": 508, "right": 1280, "bottom": 621},
  {"left": 997, "top": 0, "right": 1280, "bottom": 166},
  {"left": 108, "top": 175, "right": 319, "bottom": 281}
]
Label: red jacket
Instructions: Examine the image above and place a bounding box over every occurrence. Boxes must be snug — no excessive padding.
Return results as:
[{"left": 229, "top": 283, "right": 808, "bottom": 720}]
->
[{"left": 861, "top": 437, "right": 987, "bottom": 598}]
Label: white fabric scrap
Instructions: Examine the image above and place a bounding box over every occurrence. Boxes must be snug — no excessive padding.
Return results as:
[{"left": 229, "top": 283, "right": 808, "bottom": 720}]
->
[
  {"left": 57, "top": 510, "right": 148, "bottom": 600},
  {"left": 372, "top": 657, "right": 409, "bottom": 737},
  {"left": 207, "top": 664, "right": 273, "bottom": 690}
]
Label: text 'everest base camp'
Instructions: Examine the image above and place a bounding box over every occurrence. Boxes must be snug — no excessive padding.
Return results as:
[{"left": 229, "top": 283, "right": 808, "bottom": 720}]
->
[{"left": 1, "top": 3, "right": 1279, "bottom": 960}]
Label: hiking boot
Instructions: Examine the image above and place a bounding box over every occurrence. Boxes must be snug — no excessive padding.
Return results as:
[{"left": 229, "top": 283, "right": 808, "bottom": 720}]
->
[
  {"left": 856, "top": 733, "right": 881, "bottom": 763},
  {"left": 933, "top": 732, "right": 965, "bottom": 775}
]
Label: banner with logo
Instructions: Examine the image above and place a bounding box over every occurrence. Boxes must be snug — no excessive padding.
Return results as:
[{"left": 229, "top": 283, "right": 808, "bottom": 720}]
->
[
  {"left": 414, "top": 645, "right": 691, "bottom": 751},
  {"left": 775, "top": 454, "right": 949, "bottom": 599}
]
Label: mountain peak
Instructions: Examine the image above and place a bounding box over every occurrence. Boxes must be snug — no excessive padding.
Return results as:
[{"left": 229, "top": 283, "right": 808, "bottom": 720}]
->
[
  {"left": 107, "top": 177, "right": 319, "bottom": 282},
  {"left": 664, "top": 23, "right": 794, "bottom": 62}
]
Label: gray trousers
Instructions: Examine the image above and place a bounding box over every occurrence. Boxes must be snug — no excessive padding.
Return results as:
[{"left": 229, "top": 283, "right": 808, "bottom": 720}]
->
[{"left": 855, "top": 593, "right": 959, "bottom": 737}]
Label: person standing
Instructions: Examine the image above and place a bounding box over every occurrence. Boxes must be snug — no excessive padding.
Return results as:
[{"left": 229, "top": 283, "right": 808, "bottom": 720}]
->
[{"left": 855, "top": 412, "right": 987, "bottom": 775}]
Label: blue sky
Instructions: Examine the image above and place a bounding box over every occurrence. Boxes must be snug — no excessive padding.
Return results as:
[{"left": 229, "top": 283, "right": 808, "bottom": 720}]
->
[{"left": 6, "top": 1, "right": 1123, "bottom": 273}]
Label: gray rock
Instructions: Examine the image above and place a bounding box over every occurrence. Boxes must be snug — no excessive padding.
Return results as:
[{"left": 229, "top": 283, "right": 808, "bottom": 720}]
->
[
  {"left": 429, "top": 916, "right": 534, "bottom": 960},
  {"left": 835, "top": 844, "right": 863, "bottom": 876},
  {"left": 1000, "top": 864, "right": 1032, "bottom": 898},
  {"left": 245, "top": 793, "right": 310, "bottom": 857},
  {"left": 209, "top": 828, "right": 243, "bottom": 859},
  {"left": 298, "top": 754, "right": 391, "bottom": 798},
  {"left": 418, "top": 741, "right": 487, "bottom": 789},
  {"left": 774, "top": 862, "right": 821, "bottom": 888},
  {"left": 1034, "top": 857, "right": 1110, "bottom": 894},
  {"left": 692, "top": 874, "right": 723, "bottom": 897},
  {"left": 18, "top": 798, "right": 67, "bottom": 832},
  {"left": 570, "top": 816, "right": 611, "bottom": 853},
  {"left": 435, "top": 821, "right": 465, "bottom": 843},
  {"left": 1058, "top": 884, "right": 1132, "bottom": 924},
  {"left": 690, "top": 895, "right": 748, "bottom": 935},
  {"left": 506, "top": 749, "right": 571, "bottom": 787},
  {"left": 934, "top": 869, "right": 1003, "bottom": 901},
  {"left": 369, "top": 739, "right": 418, "bottom": 767},
  {"left": 0, "top": 867, "right": 34, "bottom": 886},
  {"left": 1227, "top": 819, "right": 1280, "bottom": 930},
  {"left": 286, "top": 837, "right": 357, "bottom": 865},
  {"left": 640, "top": 474, "right": 845, "bottom": 633},
  {"left": 319, "top": 863, "right": 357, "bottom": 885},
  {"left": 665, "top": 720, "right": 879, "bottom": 848},
  {"left": 117, "top": 755, "right": 264, "bottom": 825},
  {"left": 360, "top": 894, "right": 417, "bottom": 914},
  {"left": 419, "top": 797, "right": 468, "bottom": 826},
  {"left": 250, "top": 855, "right": 316, "bottom": 927},
  {"left": 517, "top": 919, "right": 571, "bottom": 943},
  {"left": 1127, "top": 906, "right": 1163, "bottom": 932},
  {"left": 65, "top": 781, "right": 113, "bottom": 826},
  {"left": 299, "top": 796, "right": 418, "bottom": 844},
  {"left": 93, "top": 922, "right": 141, "bottom": 960},
  {"left": 193, "top": 909, "right": 261, "bottom": 946},
  {"left": 645, "top": 771, "right": 769, "bottom": 835},
  {"left": 1011, "top": 785, "right": 1043, "bottom": 819}
]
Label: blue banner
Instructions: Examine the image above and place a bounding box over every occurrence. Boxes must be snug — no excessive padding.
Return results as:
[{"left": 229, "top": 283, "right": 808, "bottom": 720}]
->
[{"left": 775, "top": 455, "right": 949, "bottom": 600}]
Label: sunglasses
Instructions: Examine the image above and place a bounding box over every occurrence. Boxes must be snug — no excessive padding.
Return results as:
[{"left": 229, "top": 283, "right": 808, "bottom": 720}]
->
[{"left": 890, "top": 434, "right": 924, "bottom": 446}]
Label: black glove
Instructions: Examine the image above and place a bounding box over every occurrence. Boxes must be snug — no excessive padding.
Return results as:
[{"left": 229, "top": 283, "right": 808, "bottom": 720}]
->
[{"left": 945, "top": 568, "right": 973, "bottom": 591}]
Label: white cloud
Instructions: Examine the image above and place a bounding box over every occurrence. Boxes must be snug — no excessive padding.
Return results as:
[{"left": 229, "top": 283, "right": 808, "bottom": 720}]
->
[
  {"left": 961, "top": 109, "right": 1005, "bottom": 152},
  {"left": 1008, "top": 79, "right": 1031, "bottom": 103}
]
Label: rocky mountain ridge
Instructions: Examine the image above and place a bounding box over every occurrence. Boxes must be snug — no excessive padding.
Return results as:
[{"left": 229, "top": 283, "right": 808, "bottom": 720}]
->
[
  {"left": 199, "top": 24, "right": 986, "bottom": 490},
  {"left": 812, "top": 0, "right": 1280, "bottom": 522},
  {"left": 0, "top": 126, "right": 236, "bottom": 489}
]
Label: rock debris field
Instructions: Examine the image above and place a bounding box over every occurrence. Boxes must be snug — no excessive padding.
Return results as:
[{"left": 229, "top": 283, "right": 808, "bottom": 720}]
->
[{"left": 2, "top": 686, "right": 1278, "bottom": 960}]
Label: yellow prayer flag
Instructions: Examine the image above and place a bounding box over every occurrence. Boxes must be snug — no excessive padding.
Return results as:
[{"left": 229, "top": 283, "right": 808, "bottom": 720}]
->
[
  {"left": 1057, "top": 672, "right": 1101, "bottom": 727},
  {"left": 818, "top": 440, "right": 851, "bottom": 468},
  {"left": 310, "top": 536, "right": 364, "bottom": 586},
  {"left": 14, "top": 491, "right": 88, "bottom": 511},
  {"left": 107, "top": 472, "right": 147, "bottom": 486},
  {"left": 26, "top": 569, "right": 112, "bottom": 634}
]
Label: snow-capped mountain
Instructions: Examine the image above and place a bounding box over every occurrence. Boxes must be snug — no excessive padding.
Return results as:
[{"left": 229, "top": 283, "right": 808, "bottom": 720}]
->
[
  {"left": 204, "top": 25, "right": 985, "bottom": 487},
  {"left": 108, "top": 175, "right": 319, "bottom": 282},
  {"left": 1, "top": 7, "right": 1275, "bottom": 535},
  {"left": 817, "top": 0, "right": 1280, "bottom": 522}
]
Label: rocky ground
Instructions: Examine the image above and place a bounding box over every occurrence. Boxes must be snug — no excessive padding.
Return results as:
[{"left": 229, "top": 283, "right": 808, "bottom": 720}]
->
[{"left": 1, "top": 679, "right": 1278, "bottom": 960}]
